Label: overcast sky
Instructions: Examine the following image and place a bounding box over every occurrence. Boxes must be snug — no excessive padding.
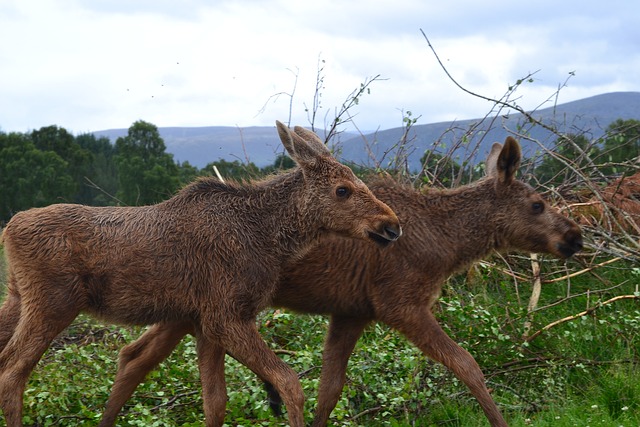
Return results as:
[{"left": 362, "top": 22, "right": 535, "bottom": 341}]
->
[{"left": 1, "top": 0, "right": 638, "bottom": 135}]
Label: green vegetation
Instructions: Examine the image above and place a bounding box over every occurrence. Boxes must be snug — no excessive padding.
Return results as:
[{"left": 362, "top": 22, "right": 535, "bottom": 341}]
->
[
  {"left": 0, "top": 120, "right": 287, "bottom": 223},
  {"left": 0, "top": 253, "right": 637, "bottom": 426},
  {"left": 1, "top": 113, "right": 639, "bottom": 425},
  {"left": 534, "top": 119, "right": 640, "bottom": 185}
]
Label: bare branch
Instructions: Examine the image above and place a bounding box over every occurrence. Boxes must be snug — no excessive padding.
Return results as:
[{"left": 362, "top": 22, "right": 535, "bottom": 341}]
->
[{"left": 525, "top": 294, "right": 640, "bottom": 342}]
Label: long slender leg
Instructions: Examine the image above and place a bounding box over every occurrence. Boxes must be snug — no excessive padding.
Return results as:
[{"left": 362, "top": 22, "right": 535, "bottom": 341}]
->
[
  {"left": 99, "top": 322, "right": 194, "bottom": 427},
  {"left": 387, "top": 309, "right": 508, "bottom": 427},
  {"left": 220, "top": 320, "right": 305, "bottom": 427},
  {"left": 195, "top": 333, "right": 228, "bottom": 427},
  {"left": 0, "top": 302, "right": 79, "bottom": 426},
  {"left": 311, "top": 315, "right": 369, "bottom": 427},
  {"left": 0, "top": 277, "right": 21, "bottom": 352}
]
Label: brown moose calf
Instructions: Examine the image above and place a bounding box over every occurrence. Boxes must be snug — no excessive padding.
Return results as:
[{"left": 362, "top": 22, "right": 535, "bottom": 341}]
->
[
  {"left": 0, "top": 122, "right": 401, "bottom": 427},
  {"left": 98, "top": 136, "right": 582, "bottom": 427}
]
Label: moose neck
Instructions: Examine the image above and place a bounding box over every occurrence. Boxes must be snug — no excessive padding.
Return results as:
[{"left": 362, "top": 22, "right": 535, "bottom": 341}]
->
[
  {"left": 377, "top": 178, "right": 501, "bottom": 277},
  {"left": 425, "top": 179, "right": 503, "bottom": 271},
  {"left": 255, "top": 168, "right": 327, "bottom": 259}
]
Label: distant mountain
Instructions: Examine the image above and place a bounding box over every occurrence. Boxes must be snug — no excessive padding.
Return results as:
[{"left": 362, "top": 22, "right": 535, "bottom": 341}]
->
[
  {"left": 93, "top": 92, "right": 640, "bottom": 171},
  {"left": 338, "top": 92, "right": 640, "bottom": 171}
]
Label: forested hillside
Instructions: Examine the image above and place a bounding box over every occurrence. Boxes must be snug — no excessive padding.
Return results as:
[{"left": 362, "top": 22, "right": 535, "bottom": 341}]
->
[{"left": 2, "top": 115, "right": 638, "bottom": 223}]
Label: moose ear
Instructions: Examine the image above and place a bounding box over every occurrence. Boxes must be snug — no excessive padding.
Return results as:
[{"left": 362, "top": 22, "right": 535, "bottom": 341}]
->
[
  {"left": 486, "top": 137, "right": 521, "bottom": 184},
  {"left": 485, "top": 142, "right": 503, "bottom": 177},
  {"left": 293, "top": 126, "right": 332, "bottom": 156},
  {"left": 276, "top": 120, "right": 318, "bottom": 167}
]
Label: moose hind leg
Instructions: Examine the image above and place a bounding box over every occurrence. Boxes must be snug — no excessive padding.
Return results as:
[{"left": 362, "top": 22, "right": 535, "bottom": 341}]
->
[
  {"left": 99, "top": 322, "right": 193, "bottom": 427},
  {"left": 195, "top": 333, "right": 228, "bottom": 427},
  {"left": 0, "top": 299, "right": 79, "bottom": 426},
  {"left": 312, "top": 315, "right": 368, "bottom": 427},
  {"left": 220, "top": 320, "right": 305, "bottom": 427}
]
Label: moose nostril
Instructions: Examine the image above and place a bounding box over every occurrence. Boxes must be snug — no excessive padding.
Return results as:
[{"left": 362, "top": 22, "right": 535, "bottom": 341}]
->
[{"left": 385, "top": 224, "right": 402, "bottom": 241}]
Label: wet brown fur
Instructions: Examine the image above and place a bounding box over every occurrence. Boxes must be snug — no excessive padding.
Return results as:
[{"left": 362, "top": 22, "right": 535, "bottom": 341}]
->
[
  {"left": 64, "top": 138, "right": 582, "bottom": 426},
  {"left": 0, "top": 122, "right": 401, "bottom": 427}
]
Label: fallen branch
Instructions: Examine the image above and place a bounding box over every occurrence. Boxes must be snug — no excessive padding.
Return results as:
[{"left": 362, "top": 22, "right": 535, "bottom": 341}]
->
[
  {"left": 490, "top": 356, "right": 638, "bottom": 377},
  {"left": 149, "top": 390, "right": 199, "bottom": 412},
  {"left": 273, "top": 349, "right": 297, "bottom": 356},
  {"left": 541, "top": 256, "right": 623, "bottom": 283},
  {"left": 350, "top": 406, "right": 382, "bottom": 421},
  {"left": 525, "top": 294, "right": 640, "bottom": 342},
  {"left": 534, "top": 281, "right": 630, "bottom": 313}
]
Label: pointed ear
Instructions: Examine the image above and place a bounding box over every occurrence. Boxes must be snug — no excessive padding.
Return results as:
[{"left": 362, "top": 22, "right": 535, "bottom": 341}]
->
[
  {"left": 498, "top": 137, "right": 521, "bottom": 183},
  {"left": 293, "top": 126, "right": 332, "bottom": 156},
  {"left": 276, "top": 120, "right": 319, "bottom": 166},
  {"left": 485, "top": 142, "right": 503, "bottom": 177},
  {"left": 486, "top": 137, "right": 521, "bottom": 183}
]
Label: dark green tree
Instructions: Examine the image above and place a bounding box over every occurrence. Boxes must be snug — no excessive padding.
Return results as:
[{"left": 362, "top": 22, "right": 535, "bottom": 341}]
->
[
  {"left": 419, "top": 150, "right": 466, "bottom": 187},
  {"left": 343, "top": 162, "right": 371, "bottom": 180},
  {"left": 0, "top": 132, "right": 74, "bottom": 221},
  {"left": 261, "top": 153, "right": 296, "bottom": 175},
  {"left": 202, "top": 158, "right": 261, "bottom": 181},
  {"left": 30, "top": 125, "right": 92, "bottom": 203},
  {"left": 600, "top": 118, "right": 640, "bottom": 176},
  {"left": 115, "top": 121, "right": 180, "bottom": 205},
  {"left": 177, "top": 161, "right": 200, "bottom": 185},
  {"left": 75, "top": 133, "right": 118, "bottom": 205}
]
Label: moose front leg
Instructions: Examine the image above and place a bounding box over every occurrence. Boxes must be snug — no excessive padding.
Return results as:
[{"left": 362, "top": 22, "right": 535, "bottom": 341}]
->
[
  {"left": 196, "top": 333, "right": 229, "bottom": 427},
  {"left": 219, "top": 319, "right": 306, "bottom": 427}
]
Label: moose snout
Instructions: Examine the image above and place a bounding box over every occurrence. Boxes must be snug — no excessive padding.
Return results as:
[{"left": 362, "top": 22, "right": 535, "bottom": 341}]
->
[
  {"left": 557, "top": 227, "right": 583, "bottom": 258},
  {"left": 368, "top": 221, "right": 402, "bottom": 247}
]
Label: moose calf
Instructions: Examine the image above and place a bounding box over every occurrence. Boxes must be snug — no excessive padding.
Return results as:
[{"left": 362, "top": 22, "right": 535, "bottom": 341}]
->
[
  {"left": 0, "top": 122, "right": 401, "bottom": 427},
  {"left": 98, "top": 136, "right": 582, "bottom": 427}
]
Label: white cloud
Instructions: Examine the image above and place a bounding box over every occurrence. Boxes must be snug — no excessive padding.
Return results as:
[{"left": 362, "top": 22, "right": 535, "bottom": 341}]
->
[{"left": 0, "top": 0, "right": 638, "bottom": 134}]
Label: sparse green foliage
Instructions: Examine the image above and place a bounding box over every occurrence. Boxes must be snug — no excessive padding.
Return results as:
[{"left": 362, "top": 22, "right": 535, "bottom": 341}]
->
[
  {"left": 600, "top": 118, "right": 640, "bottom": 176},
  {"left": 325, "top": 74, "right": 382, "bottom": 141},
  {"left": 202, "top": 158, "right": 261, "bottom": 181},
  {"left": 419, "top": 150, "right": 464, "bottom": 186},
  {"left": 534, "top": 134, "right": 599, "bottom": 186}
]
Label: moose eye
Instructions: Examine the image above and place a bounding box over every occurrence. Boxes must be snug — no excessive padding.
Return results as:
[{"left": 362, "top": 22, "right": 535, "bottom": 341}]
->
[
  {"left": 532, "top": 202, "right": 544, "bottom": 214},
  {"left": 335, "top": 186, "right": 351, "bottom": 199}
]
